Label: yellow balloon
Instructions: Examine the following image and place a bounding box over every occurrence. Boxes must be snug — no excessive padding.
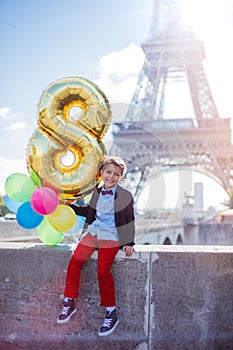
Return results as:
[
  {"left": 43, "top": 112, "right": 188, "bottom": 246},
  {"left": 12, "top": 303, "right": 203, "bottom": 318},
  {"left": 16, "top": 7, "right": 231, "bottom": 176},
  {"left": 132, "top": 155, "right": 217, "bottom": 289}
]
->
[
  {"left": 48, "top": 204, "right": 77, "bottom": 232},
  {"left": 26, "top": 77, "right": 112, "bottom": 200}
]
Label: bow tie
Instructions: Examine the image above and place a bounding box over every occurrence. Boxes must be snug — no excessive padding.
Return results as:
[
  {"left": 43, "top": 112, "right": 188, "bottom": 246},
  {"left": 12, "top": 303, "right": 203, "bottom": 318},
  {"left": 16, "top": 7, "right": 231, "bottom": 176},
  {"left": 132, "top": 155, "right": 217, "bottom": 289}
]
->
[{"left": 101, "top": 189, "right": 113, "bottom": 196}]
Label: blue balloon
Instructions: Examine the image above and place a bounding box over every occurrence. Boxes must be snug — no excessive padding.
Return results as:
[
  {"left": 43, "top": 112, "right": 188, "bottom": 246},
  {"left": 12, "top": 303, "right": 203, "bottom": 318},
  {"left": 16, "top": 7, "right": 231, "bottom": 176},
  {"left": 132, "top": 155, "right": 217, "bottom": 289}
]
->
[
  {"left": 16, "top": 201, "right": 44, "bottom": 229},
  {"left": 4, "top": 195, "right": 22, "bottom": 213},
  {"left": 66, "top": 215, "right": 85, "bottom": 234}
]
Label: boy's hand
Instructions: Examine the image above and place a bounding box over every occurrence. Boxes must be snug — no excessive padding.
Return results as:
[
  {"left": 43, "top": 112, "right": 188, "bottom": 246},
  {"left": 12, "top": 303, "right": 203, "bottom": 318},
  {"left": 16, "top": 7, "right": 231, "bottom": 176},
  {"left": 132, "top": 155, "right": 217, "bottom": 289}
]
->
[{"left": 122, "top": 245, "right": 134, "bottom": 257}]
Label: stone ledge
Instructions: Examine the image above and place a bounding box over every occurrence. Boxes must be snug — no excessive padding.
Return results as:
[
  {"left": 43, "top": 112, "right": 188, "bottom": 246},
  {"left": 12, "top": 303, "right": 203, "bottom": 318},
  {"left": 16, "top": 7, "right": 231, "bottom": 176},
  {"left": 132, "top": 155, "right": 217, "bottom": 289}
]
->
[
  {"left": 0, "top": 244, "right": 233, "bottom": 349},
  {"left": 1, "top": 241, "right": 233, "bottom": 251}
]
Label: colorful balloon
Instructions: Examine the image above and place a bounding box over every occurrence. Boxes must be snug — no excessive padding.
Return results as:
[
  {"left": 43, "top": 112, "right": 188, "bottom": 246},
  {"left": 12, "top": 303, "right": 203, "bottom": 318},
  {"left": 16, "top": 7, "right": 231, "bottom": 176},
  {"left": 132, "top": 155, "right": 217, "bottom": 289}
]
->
[
  {"left": 48, "top": 204, "right": 76, "bottom": 232},
  {"left": 26, "top": 77, "right": 112, "bottom": 200},
  {"left": 16, "top": 201, "right": 44, "bottom": 229},
  {"left": 4, "top": 195, "right": 22, "bottom": 213},
  {"left": 30, "top": 187, "right": 59, "bottom": 215},
  {"left": 42, "top": 179, "right": 60, "bottom": 195},
  {"left": 66, "top": 215, "right": 86, "bottom": 235},
  {"left": 28, "top": 167, "right": 42, "bottom": 187},
  {"left": 5, "top": 173, "right": 36, "bottom": 202},
  {"left": 37, "top": 217, "right": 64, "bottom": 245}
]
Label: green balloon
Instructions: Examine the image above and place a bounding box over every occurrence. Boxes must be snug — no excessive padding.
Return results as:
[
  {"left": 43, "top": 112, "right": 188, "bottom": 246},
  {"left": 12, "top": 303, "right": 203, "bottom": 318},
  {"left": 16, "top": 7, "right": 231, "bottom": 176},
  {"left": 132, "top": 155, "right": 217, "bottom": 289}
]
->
[
  {"left": 4, "top": 173, "right": 36, "bottom": 202},
  {"left": 36, "top": 217, "right": 64, "bottom": 245},
  {"left": 29, "top": 167, "right": 42, "bottom": 187}
]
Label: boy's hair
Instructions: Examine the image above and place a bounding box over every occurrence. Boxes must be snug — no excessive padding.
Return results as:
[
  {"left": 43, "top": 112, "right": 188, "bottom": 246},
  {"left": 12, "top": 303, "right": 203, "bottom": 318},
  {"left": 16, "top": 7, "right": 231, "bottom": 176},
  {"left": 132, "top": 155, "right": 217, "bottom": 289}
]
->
[{"left": 100, "top": 156, "right": 127, "bottom": 176}]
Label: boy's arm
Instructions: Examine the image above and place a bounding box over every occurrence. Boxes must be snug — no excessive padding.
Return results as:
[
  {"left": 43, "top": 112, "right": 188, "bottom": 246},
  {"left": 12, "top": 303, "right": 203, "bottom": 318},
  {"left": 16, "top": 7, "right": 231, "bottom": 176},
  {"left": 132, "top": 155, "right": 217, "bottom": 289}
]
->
[
  {"left": 69, "top": 203, "right": 88, "bottom": 217},
  {"left": 125, "top": 197, "right": 136, "bottom": 245},
  {"left": 118, "top": 196, "right": 136, "bottom": 248},
  {"left": 122, "top": 245, "right": 134, "bottom": 257}
]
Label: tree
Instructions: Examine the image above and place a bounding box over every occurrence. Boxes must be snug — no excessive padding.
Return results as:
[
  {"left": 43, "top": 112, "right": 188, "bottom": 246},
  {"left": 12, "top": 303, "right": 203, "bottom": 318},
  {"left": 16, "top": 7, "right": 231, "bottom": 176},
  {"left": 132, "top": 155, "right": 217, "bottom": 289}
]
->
[{"left": 0, "top": 195, "right": 10, "bottom": 216}]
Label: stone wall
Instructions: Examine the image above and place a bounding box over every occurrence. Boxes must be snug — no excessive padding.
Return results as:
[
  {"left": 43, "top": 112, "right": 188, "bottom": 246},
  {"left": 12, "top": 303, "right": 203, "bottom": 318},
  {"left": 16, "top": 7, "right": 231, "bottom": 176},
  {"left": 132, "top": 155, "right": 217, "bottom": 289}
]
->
[
  {"left": 0, "top": 243, "right": 233, "bottom": 349},
  {"left": 199, "top": 223, "right": 233, "bottom": 245},
  {"left": 1, "top": 221, "right": 233, "bottom": 246}
]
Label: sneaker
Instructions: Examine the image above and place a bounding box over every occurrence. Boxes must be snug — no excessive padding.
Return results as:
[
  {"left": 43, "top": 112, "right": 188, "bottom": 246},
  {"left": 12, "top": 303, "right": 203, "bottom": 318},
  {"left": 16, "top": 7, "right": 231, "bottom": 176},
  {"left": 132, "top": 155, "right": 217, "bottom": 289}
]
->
[
  {"left": 98, "top": 309, "right": 119, "bottom": 336},
  {"left": 57, "top": 298, "right": 77, "bottom": 324}
]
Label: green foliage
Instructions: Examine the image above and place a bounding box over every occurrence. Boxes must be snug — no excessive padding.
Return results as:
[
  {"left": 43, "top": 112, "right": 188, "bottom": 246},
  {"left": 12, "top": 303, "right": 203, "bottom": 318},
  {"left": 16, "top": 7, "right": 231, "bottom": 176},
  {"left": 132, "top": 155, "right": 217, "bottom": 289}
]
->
[
  {"left": 0, "top": 195, "right": 10, "bottom": 216},
  {"left": 224, "top": 190, "right": 233, "bottom": 209},
  {"left": 228, "top": 195, "right": 233, "bottom": 209},
  {"left": 0, "top": 196, "right": 5, "bottom": 205}
]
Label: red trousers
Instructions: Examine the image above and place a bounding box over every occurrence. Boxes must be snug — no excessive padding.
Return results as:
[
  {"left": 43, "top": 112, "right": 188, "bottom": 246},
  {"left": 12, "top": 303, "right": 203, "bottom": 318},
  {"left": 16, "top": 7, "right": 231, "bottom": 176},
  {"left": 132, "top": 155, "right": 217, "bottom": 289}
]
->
[{"left": 64, "top": 233, "right": 119, "bottom": 306}]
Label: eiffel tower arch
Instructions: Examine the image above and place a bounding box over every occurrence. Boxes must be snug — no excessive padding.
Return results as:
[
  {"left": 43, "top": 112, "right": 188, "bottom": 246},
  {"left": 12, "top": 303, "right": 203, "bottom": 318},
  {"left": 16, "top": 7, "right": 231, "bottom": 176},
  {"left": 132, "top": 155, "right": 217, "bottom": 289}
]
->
[{"left": 110, "top": 0, "right": 233, "bottom": 205}]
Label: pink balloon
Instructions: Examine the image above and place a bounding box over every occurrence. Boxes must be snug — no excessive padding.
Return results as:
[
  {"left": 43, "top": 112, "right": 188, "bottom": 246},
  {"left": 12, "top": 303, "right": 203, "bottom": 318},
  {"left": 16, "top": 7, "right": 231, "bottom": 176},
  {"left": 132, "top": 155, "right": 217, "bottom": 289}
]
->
[{"left": 30, "top": 187, "right": 59, "bottom": 215}]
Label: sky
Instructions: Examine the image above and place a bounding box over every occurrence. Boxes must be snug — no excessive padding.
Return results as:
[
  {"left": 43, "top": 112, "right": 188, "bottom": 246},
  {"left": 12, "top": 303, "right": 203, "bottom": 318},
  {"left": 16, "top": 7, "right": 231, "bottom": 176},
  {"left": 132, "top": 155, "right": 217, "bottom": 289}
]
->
[{"left": 1, "top": 0, "right": 233, "bottom": 211}]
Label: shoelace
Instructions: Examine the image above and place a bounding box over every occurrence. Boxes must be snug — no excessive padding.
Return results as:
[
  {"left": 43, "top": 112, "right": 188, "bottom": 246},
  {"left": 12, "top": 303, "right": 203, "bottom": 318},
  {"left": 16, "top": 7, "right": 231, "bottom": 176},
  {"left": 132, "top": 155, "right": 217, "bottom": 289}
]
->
[
  {"left": 60, "top": 305, "right": 70, "bottom": 315},
  {"left": 102, "top": 317, "right": 113, "bottom": 328}
]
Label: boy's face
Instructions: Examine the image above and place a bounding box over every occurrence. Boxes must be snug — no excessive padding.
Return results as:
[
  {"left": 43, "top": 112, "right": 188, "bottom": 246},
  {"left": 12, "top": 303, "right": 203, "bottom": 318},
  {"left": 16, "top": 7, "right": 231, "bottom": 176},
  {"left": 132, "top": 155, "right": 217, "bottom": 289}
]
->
[{"left": 100, "top": 163, "right": 124, "bottom": 189}]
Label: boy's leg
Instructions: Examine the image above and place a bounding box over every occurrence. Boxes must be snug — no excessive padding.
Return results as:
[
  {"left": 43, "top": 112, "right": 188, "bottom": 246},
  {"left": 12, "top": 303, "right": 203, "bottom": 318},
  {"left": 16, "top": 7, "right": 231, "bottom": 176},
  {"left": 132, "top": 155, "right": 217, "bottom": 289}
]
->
[
  {"left": 97, "top": 240, "right": 119, "bottom": 336},
  {"left": 57, "top": 233, "right": 96, "bottom": 324},
  {"left": 97, "top": 241, "right": 119, "bottom": 306},
  {"left": 64, "top": 233, "right": 97, "bottom": 298}
]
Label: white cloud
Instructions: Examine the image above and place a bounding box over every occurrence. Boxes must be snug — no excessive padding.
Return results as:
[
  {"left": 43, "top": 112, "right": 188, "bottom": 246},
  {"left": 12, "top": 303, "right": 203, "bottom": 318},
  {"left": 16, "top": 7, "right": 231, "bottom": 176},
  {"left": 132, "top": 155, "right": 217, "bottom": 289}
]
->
[
  {"left": 95, "top": 44, "right": 144, "bottom": 104},
  {"left": 0, "top": 106, "right": 27, "bottom": 131},
  {"left": 9, "top": 122, "right": 27, "bottom": 130},
  {"left": 0, "top": 157, "right": 28, "bottom": 195},
  {"left": 99, "top": 43, "right": 144, "bottom": 78},
  {"left": 0, "top": 107, "right": 11, "bottom": 119},
  {"left": 0, "top": 106, "right": 23, "bottom": 121}
]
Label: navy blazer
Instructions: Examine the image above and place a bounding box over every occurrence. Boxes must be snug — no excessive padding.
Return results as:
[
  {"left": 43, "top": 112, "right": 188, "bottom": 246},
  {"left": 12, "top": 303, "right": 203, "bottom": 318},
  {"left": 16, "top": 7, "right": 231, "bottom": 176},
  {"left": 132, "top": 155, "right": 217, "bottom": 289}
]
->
[{"left": 70, "top": 184, "right": 135, "bottom": 248}]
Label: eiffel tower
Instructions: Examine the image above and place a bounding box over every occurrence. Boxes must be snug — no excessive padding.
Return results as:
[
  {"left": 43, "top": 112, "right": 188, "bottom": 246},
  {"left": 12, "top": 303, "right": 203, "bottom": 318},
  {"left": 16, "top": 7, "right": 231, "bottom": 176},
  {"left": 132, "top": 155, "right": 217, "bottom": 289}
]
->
[{"left": 110, "top": 0, "right": 233, "bottom": 204}]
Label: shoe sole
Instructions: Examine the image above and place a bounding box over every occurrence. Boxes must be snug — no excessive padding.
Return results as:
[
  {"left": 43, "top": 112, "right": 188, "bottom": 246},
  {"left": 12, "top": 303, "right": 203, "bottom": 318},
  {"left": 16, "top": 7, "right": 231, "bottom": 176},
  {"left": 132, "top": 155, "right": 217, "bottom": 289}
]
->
[
  {"left": 98, "top": 318, "right": 119, "bottom": 337},
  {"left": 57, "top": 308, "right": 77, "bottom": 324}
]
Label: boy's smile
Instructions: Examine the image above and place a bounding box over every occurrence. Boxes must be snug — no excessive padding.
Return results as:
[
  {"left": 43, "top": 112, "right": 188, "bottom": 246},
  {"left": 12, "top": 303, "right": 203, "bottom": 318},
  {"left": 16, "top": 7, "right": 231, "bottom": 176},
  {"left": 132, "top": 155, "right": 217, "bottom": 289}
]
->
[{"left": 100, "top": 164, "right": 124, "bottom": 190}]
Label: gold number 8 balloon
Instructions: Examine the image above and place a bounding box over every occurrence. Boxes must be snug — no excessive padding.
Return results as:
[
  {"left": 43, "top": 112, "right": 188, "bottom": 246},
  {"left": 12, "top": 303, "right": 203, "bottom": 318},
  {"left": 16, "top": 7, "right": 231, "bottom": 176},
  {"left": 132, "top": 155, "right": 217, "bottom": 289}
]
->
[{"left": 27, "top": 77, "right": 112, "bottom": 201}]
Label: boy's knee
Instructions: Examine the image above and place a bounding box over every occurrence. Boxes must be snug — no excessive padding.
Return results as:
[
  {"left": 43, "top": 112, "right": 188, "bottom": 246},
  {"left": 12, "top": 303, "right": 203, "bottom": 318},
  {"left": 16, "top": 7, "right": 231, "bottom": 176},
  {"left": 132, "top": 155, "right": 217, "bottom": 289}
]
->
[
  {"left": 71, "top": 255, "right": 85, "bottom": 266},
  {"left": 98, "top": 265, "right": 112, "bottom": 277}
]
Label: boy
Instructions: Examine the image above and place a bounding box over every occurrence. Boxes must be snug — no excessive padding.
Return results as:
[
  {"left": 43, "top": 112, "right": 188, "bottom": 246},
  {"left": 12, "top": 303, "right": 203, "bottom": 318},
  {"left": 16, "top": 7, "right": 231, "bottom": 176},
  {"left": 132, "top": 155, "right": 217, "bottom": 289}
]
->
[{"left": 57, "top": 156, "right": 135, "bottom": 336}]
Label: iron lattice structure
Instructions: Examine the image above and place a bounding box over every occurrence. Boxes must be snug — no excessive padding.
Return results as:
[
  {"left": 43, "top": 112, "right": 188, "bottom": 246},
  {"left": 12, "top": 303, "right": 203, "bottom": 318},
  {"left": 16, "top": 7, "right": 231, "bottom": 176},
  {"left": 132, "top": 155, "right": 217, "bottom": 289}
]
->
[{"left": 111, "top": 0, "right": 233, "bottom": 201}]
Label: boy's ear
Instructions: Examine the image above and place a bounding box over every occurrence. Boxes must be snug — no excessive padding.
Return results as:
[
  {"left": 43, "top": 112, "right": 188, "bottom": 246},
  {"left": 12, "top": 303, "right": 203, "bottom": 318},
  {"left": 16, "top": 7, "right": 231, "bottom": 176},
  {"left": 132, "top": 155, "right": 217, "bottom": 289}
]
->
[{"left": 119, "top": 175, "right": 124, "bottom": 182}]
